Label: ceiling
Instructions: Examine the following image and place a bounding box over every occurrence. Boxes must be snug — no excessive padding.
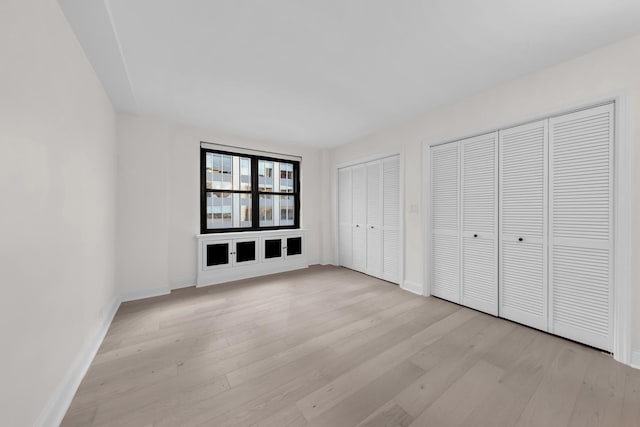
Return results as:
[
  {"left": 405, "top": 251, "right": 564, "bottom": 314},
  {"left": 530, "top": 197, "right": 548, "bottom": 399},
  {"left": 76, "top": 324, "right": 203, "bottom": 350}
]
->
[{"left": 59, "top": 0, "right": 640, "bottom": 148}]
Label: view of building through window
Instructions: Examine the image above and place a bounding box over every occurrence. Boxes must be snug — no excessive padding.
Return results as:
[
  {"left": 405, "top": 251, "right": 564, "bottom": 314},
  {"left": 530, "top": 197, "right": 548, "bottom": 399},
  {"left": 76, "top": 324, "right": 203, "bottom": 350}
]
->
[{"left": 202, "top": 149, "right": 299, "bottom": 232}]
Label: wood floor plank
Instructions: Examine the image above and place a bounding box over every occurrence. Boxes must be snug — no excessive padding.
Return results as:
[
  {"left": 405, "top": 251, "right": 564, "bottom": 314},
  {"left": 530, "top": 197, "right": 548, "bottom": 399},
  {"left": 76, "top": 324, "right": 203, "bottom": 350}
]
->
[
  {"left": 394, "top": 314, "right": 514, "bottom": 418},
  {"left": 296, "top": 308, "right": 477, "bottom": 421},
  {"left": 456, "top": 331, "right": 563, "bottom": 427},
  {"left": 567, "top": 351, "right": 628, "bottom": 427},
  {"left": 408, "top": 360, "right": 504, "bottom": 427},
  {"left": 514, "top": 343, "right": 594, "bottom": 427},
  {"left": 60, "top": 266, "right": 640, "bottom": 427},
  {"left": 305, "top": 361, "right": 424, "bottom": 427},
  {"left": 356, "top": 401, "right": 414, "bottom": 427}
]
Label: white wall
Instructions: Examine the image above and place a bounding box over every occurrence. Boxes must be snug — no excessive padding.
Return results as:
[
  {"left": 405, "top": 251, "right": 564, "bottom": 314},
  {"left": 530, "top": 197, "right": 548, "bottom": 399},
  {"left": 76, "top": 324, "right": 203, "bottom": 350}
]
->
[
  {"left": 327, "top": 34, "right": 640, "bottom": 357},
  {"left": 116, "top": 114, "right": 325, "bottom": 295},
  {"left": 0, "top": 0, "right": 118, "bottom": 425}
]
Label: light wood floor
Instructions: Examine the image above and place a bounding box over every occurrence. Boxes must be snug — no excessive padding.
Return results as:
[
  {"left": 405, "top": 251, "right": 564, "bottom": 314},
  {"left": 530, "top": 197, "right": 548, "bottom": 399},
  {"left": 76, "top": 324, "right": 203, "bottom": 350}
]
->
[{"left": 62, "top": 265, "right": 640, "bottom": 427}]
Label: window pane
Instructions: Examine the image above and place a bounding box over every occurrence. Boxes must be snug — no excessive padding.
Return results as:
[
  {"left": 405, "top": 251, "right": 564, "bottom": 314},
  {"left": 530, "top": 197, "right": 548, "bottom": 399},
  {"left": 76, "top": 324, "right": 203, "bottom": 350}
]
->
[
  {"left": 207, "top": 192, "right": 252, "bottom": 229},
  {"left": 206, "top": 192, "right": 232, "bottom": 229},
  {"left": 259, "top": 160, "right": 274, "bottom": 192},
  {"left": 206, "top": 152, "right": 251, "bottom": 191},
  {"left": 240, "top": 158, "right": 251, "bottom": 191},
  {"left": 279, "top": 162, "right": 294, "bottom": 193},
  {"left": 238, "top": 193, "right": 252, "bottom": 227},
  {"left": 259, "top": 194, "right": 273, "bottom": 226},
  {"left": 280, "top": 195, "right": 295, "bottom": 226}
]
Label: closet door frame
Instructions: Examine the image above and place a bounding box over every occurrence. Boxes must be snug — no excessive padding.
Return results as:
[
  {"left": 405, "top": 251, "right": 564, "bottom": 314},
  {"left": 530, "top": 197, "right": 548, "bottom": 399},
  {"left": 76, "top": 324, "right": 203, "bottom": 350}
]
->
[
  {"left": 335, "top": 150, "right": 405, "bottom": 288},
  {"left": 422, "top": 94, "right": 632, "bottom": 366}
]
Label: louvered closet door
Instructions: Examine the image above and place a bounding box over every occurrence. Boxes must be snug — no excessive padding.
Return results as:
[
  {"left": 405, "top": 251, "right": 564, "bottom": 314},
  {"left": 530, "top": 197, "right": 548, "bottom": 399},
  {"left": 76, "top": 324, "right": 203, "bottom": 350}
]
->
[
  {"left": 460, "top": 133, "right": 498, "bottom": 315},
  {"left": 366, "top": 161, "right": 383, "bottom": 278},
  {"left": 351, "top": 164, "right": 368, "bottom": 272},
  {"left": 382, "top": 156, "right": 401, "bottom": 284},
  {"left": 499, "top": 120, "right": 548, "bottom": 331},
  {"left": 549, "top": 104, "right": 614, "bottom": 351},
  {"left": 430, "top": 142, "right": 460, "bottom": 303},
  {"left": 338, "top": 167, "right": 353, "bottom": 269}
]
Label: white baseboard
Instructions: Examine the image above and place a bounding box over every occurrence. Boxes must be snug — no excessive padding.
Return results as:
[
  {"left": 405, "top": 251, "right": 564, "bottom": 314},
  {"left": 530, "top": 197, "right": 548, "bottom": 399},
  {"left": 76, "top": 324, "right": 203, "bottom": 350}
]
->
[
  {"left": 197, "top": 260, "right": 308, "bottom": 287},
  {"left": 120, "top": 286, "right": 170, "bottom": 302},
  {"left": 631, "top": 350, "right": 640, "bottom": 370},
  {"left": 170, "top": 280, "right": 195, "bottom": 291},
  {"left": 401, "top": 280, "right": 424, "bottom": 296},
  {"left": 35, "top": 295, "right": 120, "bottom": 427},
  {"left": 36, "top": 285, "right": 169, "bottom": 426}
]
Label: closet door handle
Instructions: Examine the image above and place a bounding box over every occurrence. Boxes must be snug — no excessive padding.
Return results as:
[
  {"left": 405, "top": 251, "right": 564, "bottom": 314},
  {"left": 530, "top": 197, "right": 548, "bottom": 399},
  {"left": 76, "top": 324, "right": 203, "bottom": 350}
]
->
[
  {"left": 355, "top": 224, "right": 360, "bottom": 228},
  {"left": 370, "top": 226, "right": 374, "bottom": 229},
  {"left": 518, "top": 237, "right": 523, "bottom": 242},
  {"left": 473, "top": 234, "right": 478, "bottom": 238}
]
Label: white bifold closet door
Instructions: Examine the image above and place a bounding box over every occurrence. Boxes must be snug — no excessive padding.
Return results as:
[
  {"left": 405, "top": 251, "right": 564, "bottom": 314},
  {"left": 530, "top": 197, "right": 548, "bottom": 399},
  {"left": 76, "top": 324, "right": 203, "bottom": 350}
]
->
[
  {"left": 382, "top": 156, "right": 401, "bottom": 284},
  {"left": 499, "top": 120, "right": 548, "bottom": 331},
  {"left": 430, "top": 142, "right": 460, "bottom": 303},
  {"left": 338, "top": 168, "right": 353, "bottom": 269},
  {"left": 549, "top": 104, "right": 614, "bottom": 351},
  {"left": 460, "top": 133, "right": 498, "bottom": 315},
  {"left": 351, "top": 164, "right": 367, "bottom": 273},
  {"left": 338, "top": 155, "right": 401, "bottom": 284}
]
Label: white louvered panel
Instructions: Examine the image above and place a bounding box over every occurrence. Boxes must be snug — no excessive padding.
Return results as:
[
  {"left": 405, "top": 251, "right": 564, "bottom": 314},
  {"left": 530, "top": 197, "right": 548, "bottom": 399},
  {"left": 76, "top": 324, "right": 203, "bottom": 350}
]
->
[
  {"left": 352, "top": 226, "right": 367, "bottom": 273},
  {"left": 383, "top": 156, "right": 400, "bottom": 228},
  {"left": 460, "top": 132, "right": 498, "bottom": 315},
  {"left": 338, "top": 168, "right": 352, "bottom": 225},
  {"left": 351, "top": 164, "right": 367, "bottom": 272},
  {"left": 549, "top": 104, "right": 613, "bottom": 351},
  {"left": 499, "top": 120, "right": 548, "bottom": 331},
  {"left": 383, "top": 229, "right": 400, "bottom": 284},
  {"left": 462, "top": 237, "right": 497, "bottom": 315},
  {"left": 338, "top": 168, "right": 352, "bottom": 268},
  {"left": 431, "top": 234, "right": 459, "bottom": 302},
  {"left": 338, "top": 224, "right": 353, "bottom": 268},
  {"left": 551, "top": 108, "right": 611, "bottom": 240},
  {"left": 431, "top": 144, "right": 458, "bottom": 232},
  {"left": 430, "top": 142, "right": 459, "bottom": 303},
  {"left": 352, "top": 165, "right": 367, "bottom": 226},
  {"left": 366, "top": 227, "right": 382, "bottom": 279},
  {"left": 365, "top": 161, "right": 382, "bottom": 278},
  {"left": 461, "top": 133, "right": 497, "bottom": 233},
  {"left": 501, "top": 240, "right": 546, "bottom": 328},
  {"left": 551, "top": 246, "right": 609, "bottom": 347},
  {"left": 382, "top": 156, "right": 401, "bottom": 284},
  {"left": 500, "top": 125, "right": 546, "bottom": 237},
  {"left": 366, "top": 161, "right": 382, "bottom": 226}
]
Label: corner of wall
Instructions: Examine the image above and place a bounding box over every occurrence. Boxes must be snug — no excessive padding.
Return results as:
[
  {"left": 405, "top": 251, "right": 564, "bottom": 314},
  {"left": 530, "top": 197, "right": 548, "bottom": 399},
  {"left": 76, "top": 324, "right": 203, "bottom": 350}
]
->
[
  {"left": 632, "top": 349, "right": 640, "bottom": 370},
  {"left": 401, "top": 280, "right": 424, "bottom": 296},
  {"left": 35, "top": 296, "right": 121, "bottom": 427}
]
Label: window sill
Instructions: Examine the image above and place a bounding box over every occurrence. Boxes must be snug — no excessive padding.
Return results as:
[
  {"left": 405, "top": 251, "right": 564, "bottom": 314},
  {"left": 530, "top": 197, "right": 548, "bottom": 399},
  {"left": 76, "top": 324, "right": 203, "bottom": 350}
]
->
[{"left": 196, "top": 229, "right": 306, "bottom": 240}]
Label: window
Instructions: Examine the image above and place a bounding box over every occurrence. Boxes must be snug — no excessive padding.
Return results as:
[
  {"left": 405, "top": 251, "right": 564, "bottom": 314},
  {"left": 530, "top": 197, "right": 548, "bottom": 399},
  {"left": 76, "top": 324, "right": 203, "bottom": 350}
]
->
[{"left": 201, "top": 147, "right": 300, "bottom": 233}]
